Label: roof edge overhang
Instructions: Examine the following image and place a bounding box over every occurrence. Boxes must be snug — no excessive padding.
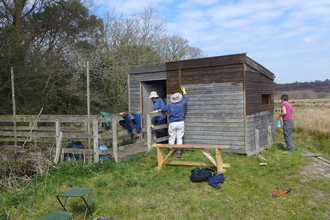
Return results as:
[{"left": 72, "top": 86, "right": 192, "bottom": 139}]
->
[
  {"left": 166, "top": 53, "right": 247, "bottom": 71},
  {"left": 127, "top": 63, "right": 166, "bottom": 75},
  {"left": 127, "top": 53, "right": 276, "bottom": 81},
  {"left": 246, "top": 56, "right": 275, "bottom": 81}
]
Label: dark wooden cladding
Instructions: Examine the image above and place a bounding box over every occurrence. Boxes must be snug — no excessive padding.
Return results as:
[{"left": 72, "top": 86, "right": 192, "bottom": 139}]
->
[
  {"left": 246, "top": 57, "right": 274, "bottom": 80},
  {"left": 245, "top": 67, "right": 274, "bottom": 116},
  {"left": 166, "top": 53, "right": 247, "bottom": 71},
  {"left": 127, "top": 63, "right": 166, "bottom": 74},
  {"left": 167, "top": 64, "right": 244, "bottom": 94}
]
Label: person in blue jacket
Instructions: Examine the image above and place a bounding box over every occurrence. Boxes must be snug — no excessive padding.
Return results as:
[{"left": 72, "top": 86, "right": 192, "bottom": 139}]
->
[
  {"left": 158, "top": 86, "right": 188, "bottom": 158},
  {"left": 149, "top": 91, "right": 167, "bottom": 141}
]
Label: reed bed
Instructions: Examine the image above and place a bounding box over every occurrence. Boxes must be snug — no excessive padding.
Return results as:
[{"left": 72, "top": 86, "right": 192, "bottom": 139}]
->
[
  {"left": 275, "top": 98, "right": 330, "bottom": 134},
  {"left": 275, "top": 98, "right": 330, "bottom": 108},
  {"left": 294, "top": 108, "right": 330, "bottom": 134}
]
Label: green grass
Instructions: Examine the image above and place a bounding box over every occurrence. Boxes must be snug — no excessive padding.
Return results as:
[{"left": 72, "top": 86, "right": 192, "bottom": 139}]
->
[{"left": 1, "top": 129, "right": 330, "bottom": 220}]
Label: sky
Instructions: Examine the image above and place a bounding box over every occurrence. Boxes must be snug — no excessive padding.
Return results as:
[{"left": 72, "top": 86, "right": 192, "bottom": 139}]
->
[{"left": 93, "top": 0, "right": 330, "bottom": 84}]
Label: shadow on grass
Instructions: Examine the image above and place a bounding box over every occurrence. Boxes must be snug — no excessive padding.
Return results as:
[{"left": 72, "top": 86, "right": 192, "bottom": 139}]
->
[{"left": 274, "top": 142, "right": 286, "bottom": 151}]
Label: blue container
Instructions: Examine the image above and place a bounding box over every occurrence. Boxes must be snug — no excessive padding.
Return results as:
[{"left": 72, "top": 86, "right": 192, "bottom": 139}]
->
[
  {"left": 276, "top": 121, "right": 281, "bottom": 127},
  {"left": 99, "top": 145, "right": 110, "bottom": 161}
]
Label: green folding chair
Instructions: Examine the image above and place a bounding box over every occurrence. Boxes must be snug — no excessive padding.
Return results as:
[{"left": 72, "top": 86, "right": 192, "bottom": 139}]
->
[
  {"left": 57, "top": 187, "right": 92, "bottom": 220},
  {"left": 35, "top": 211, "right": 74, "bottom": 220}
]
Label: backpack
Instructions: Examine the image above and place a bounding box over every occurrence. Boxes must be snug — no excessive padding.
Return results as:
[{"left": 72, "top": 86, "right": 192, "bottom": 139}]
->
[{"left": 190, "top": 168, "right": 215, "bottom": 182}]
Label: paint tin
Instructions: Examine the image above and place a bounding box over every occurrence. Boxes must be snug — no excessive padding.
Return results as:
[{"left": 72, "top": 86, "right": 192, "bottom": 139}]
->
[{"left": 276, "top": 121, "right": 281, "bottom": 127}]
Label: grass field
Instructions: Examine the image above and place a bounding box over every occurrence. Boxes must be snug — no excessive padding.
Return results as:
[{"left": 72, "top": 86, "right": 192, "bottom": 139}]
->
[
  {"left": 1, "top": 144, "right": 329, "bottom": 220},
  {"left": 1, "top": 98, "right": 329, "bottom": 219}
]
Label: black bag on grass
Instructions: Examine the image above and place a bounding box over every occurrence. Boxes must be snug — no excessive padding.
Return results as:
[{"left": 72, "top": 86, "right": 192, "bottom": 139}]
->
[
  {"left": 190, "top": 168, "right": 215, "bottom": 182},
  {"left": 64, "top": 139, "right": 85, "bottom": 161}
]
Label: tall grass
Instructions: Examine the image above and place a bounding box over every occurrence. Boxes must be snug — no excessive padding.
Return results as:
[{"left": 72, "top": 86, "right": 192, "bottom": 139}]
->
[
  {"left": 275, "top": 98, "right": 330, "bottom": 108},
  {"left": 294, "top": 108, "right": 330, "bottom": 134}
]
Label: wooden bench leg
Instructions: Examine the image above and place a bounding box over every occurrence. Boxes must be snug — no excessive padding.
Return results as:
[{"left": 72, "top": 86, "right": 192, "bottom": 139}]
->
[
  {"left": 216, "top": 148, "right": 225, "bottom": 173},
  {"left": 155, "top": 147, "right": 175, "bottom": 170},
  {"left": 155, "top": 147, "right": 164, "bottom": 170},
  {"left": 201, "top": 149, "right": 216, "bottom": 166}
]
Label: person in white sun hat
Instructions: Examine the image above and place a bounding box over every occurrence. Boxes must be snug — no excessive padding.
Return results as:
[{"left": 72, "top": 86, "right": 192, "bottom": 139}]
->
[
  {"left": 149, "top": 91, "right": 167, "bottom": 142},
  {"left": 158, "top": 87, "right": 188, "bottom": 158}
]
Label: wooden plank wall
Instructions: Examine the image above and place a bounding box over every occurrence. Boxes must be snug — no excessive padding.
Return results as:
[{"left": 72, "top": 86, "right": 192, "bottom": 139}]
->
[
  {"left": 183, "top": 82, "right": 246, "bottom": 153},
  {"left": 127, "top": 53, "right": 276, "bottom": 155},
  {"left": 245, "top": 64, "right": 274, "bottom": 116},
  {"left": 128, "top": 64, "right": 166, "bottom": 112},
  {"left": 165, "top": 62, "right": 246, "bottom": 154},
  {"left": 244, "top": 63, "right": 275, "bottom": 155},
  {"left": 166, "top": 53, "right": 247, "bottom": 94}
]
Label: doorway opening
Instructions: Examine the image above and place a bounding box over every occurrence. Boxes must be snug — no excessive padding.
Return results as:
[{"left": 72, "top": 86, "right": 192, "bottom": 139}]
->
[{"left": 141, "top": 80, "right": 167, "bottom": 114}]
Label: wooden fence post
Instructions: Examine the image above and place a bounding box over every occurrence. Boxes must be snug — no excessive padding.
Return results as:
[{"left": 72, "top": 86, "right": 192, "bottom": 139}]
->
[
  {"left": 255, "top": 129, "right": 259, "bottom": 155},
  {"left": 268, "top": 126, "right": 273, "bottom": 145},
  {"left": 11, "top": 67, "right": 17, "bottom": 146},
  {"left": 55, "top": 119, "right": 61, "bottom": 150},
  {"left": 146, "top": 114, "right": 152, "bottom": 152},
  {"left": 112, "top": 117, "right": 118, "bottom": 163},
  {"left": 55, "top": 119, "right": 62, "bottom": 162},
  {"left": 93, "top": 119, "right": 99, "bottom": 162},
  {"left": 54, "top": 132, "right": 63, "bottom": 163}
]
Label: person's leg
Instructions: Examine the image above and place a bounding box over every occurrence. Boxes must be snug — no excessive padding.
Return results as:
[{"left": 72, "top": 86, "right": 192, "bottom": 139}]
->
[
  {"left": 176, "top": 121, "right": 185, "bottom": 145},
  {"left": 283, "top": 120, "right": 294, "bottom": 151},
  {"left": 154, "top": 119, "right": 165, "bottom": 139},
  {"left": 175, "top": 121, "right": 185, "bottom": 157},
  {"left": 168, "top": 122, "right": 176, "bottom": 145},
  {"left": 167, "top": 122, "right": 176, "bottom": 157}
]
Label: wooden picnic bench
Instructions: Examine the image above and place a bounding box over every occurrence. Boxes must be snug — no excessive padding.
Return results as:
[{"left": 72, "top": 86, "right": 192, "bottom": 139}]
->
[{"left": 151, "top": 144, "right": 230, "bottom": 173}]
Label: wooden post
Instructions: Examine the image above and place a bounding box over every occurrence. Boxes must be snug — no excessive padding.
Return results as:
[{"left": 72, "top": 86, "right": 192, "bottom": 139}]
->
[
  {"left": 112, "top": 117, "right": 118, "bottom": 163},
  {"left": 216, "top": 148, "right": 223, "bottom": 173},
  {"left": 146, "top": 113, "right": 152, "bottom": 152},
  {"left": 55, "top": 119, "right": 62, "bottom": 162},
  {"left": 55, "top": 119, "right": 61, "bottom": 151},
  {"left": 54, "top": 132, "right": 63, "bottom": 163},
  {"left": 255, "top": 129, "right": 259, "bottom": 155},
  {"left": 268, "top": 125, "right": 273, "bottom": 145},
  {"left": 87, "top": 61, "right": 91, "bottom": 148},
  {"left": 179, "top": 69, "right": 182, "bottom": 86},
  {"left": 93, "top": 119, "right": 99, "bottom": 162},
  {"left": 11, "top": 67, "right": 17, "bottom": 146},
  {"left": 22, "top": 107, "right": 43, "bottom": 147}
]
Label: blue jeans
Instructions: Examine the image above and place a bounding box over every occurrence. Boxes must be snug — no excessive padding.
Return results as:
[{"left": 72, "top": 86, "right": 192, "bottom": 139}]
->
[{"left": 283, "top": 120, "right": 294, "bottom": 151}]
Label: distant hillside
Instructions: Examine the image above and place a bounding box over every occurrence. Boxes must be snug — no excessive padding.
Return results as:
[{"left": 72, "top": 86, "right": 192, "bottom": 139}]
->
[{"left": 274, "top": 81, "right": 330, "bottom": 99}]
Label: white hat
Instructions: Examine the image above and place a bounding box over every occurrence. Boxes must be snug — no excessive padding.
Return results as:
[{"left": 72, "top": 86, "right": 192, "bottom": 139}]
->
[
  {"left": 170, "top": 93, "right": 183, "bottom": 103},
  {"left": 149, "top": 91, "right": 159, "bottom": 99}
]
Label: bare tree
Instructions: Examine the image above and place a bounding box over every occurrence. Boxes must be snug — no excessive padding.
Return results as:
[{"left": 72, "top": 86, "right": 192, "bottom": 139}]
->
[{"left": 157, "top": 35, "right": 205, "bottom": 61}]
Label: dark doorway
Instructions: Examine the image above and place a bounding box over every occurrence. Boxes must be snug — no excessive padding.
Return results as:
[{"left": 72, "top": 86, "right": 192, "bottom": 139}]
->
[{"left": 141, "top": 80, "right": 167, "bottom": 114}]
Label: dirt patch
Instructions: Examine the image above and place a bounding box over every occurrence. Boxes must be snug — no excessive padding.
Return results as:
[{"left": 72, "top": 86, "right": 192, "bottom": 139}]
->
[{"left": 299, "top": 157, "right": 330, "bottom": 182}]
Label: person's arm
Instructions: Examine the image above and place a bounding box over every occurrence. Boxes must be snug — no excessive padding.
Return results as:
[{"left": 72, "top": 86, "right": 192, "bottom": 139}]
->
[
  {"left": 181, "top": 86, "right": 188, "bottom": 105},
  {"left": 153, "top": 99, "right": 163, "bottom": 110},
  {"left": 277, "top": 106, "right": 287, "bottom": 120},
  {"left": 160, "top": 104, "right": 170, "bottom": 112}
]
